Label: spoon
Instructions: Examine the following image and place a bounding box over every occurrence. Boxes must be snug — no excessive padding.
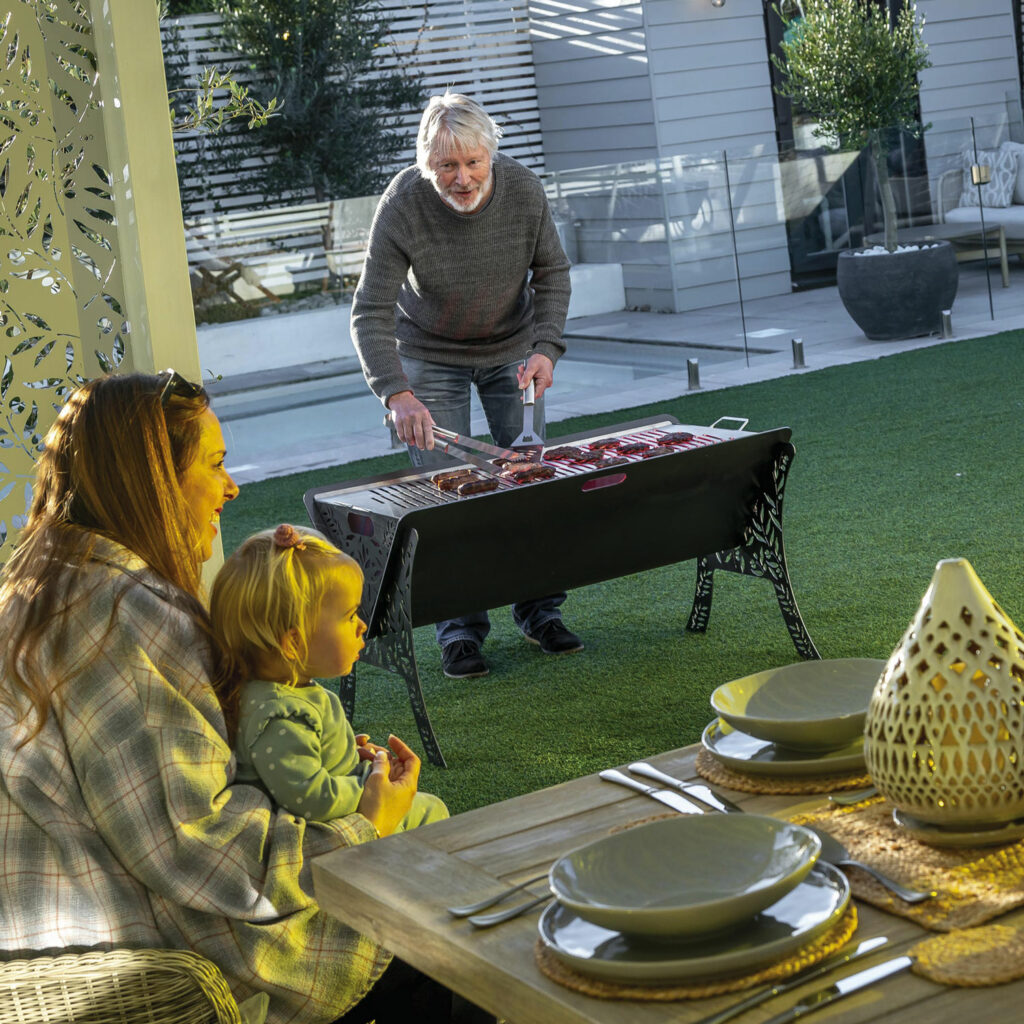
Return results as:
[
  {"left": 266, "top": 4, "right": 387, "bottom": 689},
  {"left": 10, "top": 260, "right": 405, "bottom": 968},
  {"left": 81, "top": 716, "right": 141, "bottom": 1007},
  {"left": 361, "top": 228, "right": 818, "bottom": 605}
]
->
[
  {"left": 806, "top": 825, "right": 936, "bottom": 903},
  {"left": 466, "top": 894, "right": 552, "bottom": 928}
]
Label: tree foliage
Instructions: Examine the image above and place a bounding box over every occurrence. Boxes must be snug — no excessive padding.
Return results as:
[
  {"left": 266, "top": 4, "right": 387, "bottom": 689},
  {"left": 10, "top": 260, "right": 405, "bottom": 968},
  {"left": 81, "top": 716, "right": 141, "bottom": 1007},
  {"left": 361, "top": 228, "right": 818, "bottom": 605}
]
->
[
  {"left": 212, "top": 0, "right": 425, "bottom": 204},
  {"left": 772, "top": 0, "right": 931, "bottom": 251},
  {"left": 168, "top": 66, "right": 279, "bottom": 135},
  {"left": 164, "top": 0, "right": 214, "bottom": 13},
  {"left": 159, "top": 2, "right": 277, "bottom": 137}
]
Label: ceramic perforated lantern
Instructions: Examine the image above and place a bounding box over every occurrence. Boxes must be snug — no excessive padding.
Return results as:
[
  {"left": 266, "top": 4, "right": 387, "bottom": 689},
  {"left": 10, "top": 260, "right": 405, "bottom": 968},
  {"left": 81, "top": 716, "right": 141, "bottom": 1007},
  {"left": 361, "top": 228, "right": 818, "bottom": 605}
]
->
[{"left": 864, "top": 558, "right": 1024, "bottom": 827}]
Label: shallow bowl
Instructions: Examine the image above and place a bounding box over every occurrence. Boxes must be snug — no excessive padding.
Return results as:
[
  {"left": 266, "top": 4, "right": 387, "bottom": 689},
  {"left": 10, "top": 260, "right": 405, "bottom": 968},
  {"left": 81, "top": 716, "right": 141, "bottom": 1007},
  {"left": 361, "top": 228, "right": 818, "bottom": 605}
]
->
[
  {"left": 547, "top": 814, "right": 820, "bottom": 939},
  {"left": 710, "top": 658, "right": 885, "bottom": 751}
]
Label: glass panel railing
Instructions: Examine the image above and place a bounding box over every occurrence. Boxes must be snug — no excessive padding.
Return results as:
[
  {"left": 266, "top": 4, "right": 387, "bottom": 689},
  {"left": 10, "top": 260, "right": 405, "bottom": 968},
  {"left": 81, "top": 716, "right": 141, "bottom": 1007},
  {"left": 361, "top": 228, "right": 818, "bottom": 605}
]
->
[
  {"left": 184, "top": 99, "right": 1023, "bottom": 333},
  {"left": 541, "top": 98, "right": 1024, "bottom": 324}
]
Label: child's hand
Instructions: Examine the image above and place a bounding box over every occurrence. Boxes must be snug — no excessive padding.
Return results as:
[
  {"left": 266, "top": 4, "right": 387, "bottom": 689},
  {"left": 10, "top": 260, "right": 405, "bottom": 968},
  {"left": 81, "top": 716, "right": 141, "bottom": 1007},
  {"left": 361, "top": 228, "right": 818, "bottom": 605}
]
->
[
  {"left": 355, "top": 733, "right": 391, "bottom": 761},
  {"left": 357, "top": 735, "right": 421, "bottom": 837}
]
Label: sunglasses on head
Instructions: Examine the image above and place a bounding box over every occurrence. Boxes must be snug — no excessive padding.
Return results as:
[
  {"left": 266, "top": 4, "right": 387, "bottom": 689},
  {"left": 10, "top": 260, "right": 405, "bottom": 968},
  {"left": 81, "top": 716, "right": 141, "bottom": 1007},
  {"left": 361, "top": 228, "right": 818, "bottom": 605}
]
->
[{"left": 159, "top": 368, "right": 204, "bottom": 407}]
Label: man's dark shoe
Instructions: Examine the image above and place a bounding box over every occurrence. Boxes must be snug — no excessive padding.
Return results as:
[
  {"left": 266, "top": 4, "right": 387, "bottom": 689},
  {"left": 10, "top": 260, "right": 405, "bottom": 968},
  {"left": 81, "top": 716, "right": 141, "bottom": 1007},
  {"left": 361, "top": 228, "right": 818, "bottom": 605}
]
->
[
  {"left": 441, "top": 639, "right": 489, "bottom": 679},
  {"left": 524, "top": 620, "right": 584, "bottom": 655}
]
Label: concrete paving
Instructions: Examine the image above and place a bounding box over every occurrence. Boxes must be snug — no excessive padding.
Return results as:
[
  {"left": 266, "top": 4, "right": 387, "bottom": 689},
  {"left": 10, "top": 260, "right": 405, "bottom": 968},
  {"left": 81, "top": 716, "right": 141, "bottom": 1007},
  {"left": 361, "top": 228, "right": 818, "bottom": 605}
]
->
[{"left": 205, "top": 259, "right": 1024, "bottom": 485}]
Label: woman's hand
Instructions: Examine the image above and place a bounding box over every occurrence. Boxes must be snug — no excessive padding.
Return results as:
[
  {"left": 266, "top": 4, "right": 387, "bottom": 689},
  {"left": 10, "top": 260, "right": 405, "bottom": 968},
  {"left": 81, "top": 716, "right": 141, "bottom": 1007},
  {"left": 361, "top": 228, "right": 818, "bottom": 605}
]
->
[{"left": 357, "top": 734, "right": 421, "bottom": 837}]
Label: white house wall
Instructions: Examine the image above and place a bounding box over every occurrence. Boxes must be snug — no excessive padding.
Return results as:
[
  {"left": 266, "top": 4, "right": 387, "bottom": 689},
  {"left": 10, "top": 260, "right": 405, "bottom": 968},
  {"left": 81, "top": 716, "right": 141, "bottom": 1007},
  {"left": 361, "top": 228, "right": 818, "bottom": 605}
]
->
[
  {"left": 529, "top": 0, "right": 792, "bottom": 312},
  {"left": 917, "top": 0, "right": 1021, "bottom": 184},
  {"left": 527, "top": 0, "right": 658, "bottom": 170},
  {"left": 643, "top": 0, "right": 791, "bottom": 311},
  {"left": 644, "top": 0, "right": 777, "bottom": 154}
]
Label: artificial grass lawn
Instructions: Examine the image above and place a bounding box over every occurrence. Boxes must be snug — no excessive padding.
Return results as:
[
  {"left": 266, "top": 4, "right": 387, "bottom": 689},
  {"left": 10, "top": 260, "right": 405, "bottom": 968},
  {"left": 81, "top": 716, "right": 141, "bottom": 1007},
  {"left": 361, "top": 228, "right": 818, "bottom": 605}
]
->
[{"left": 221, "top": 330, "right": 1024, "bottom": 815}]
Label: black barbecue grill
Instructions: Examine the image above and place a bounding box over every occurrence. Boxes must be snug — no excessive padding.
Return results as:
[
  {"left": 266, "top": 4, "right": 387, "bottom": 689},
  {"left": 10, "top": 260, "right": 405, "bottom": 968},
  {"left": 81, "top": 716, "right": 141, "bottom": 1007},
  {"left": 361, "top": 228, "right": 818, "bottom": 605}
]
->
[{"left": 305, "top": 415, "right": 818, "bottom": 766}]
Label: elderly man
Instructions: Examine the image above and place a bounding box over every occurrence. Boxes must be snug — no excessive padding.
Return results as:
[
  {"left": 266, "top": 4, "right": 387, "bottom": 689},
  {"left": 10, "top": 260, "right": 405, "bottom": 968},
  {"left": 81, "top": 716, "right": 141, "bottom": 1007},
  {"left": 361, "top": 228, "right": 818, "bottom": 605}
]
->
[{"left": 351, "top": 91, "right": 581, "bottom": 680}]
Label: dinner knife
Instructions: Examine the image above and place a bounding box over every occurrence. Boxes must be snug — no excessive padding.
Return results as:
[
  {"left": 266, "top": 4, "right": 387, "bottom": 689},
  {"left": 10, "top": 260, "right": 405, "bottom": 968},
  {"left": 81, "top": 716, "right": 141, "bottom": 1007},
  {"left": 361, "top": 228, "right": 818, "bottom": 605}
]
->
[
  {"left": 692, "top": 936, "right": 890, "bottom": 1024},
  {"left": 598, "top": 769, "right": 704, "bottom": 814},
  {"left": 627, "top": 761, "right": 744, "bottom": 814},
  {"left": 757, "top": 954, "right": 914, "bottom": 1024}
]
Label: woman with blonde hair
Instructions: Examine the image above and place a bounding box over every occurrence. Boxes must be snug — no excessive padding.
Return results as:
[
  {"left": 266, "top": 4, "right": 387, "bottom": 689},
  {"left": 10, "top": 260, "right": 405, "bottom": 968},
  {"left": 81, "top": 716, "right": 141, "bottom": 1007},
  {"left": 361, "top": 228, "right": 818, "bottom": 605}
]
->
[{"left": 0, "top": 371, "right": 441, "bottom": 1023}]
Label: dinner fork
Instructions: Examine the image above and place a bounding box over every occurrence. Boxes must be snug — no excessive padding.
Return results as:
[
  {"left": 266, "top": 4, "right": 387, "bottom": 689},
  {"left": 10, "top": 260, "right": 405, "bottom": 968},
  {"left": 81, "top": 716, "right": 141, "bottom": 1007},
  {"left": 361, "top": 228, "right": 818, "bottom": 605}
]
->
[{"left": 446, "top": 873, "right": 550, "bottom": 917}]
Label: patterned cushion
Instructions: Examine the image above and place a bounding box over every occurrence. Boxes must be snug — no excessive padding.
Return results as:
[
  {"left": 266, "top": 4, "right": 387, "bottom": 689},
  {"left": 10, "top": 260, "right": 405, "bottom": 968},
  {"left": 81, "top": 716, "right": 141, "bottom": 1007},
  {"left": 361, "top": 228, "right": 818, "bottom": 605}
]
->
[
  {"left": 1000, "top": 141, "right": 1024, "bottom": 205},
  {"left": 959, "top": 147, "right": 1018, "bottom": 208}
]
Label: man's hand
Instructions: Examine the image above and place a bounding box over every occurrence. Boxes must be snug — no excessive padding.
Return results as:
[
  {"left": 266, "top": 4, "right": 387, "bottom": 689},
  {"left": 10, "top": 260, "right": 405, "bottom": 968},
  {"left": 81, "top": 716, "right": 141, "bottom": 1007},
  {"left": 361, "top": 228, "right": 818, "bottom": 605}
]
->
[
  {"left": 518, "top": 353, "right": 555, "bottom": 400},
  {"left": 387, "top": 390, "right": 435, "bottom": 450},
  {"left": 356, "top": 735, "right": 421, "bottom": 837}
]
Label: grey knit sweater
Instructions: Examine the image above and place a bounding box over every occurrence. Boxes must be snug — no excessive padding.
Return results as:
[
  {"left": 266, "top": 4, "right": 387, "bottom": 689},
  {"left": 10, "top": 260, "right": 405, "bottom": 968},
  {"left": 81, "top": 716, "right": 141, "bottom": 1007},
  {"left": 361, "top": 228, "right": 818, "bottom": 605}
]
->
[{"left": 350, "top": 152, "right": 571, "bottom": 404}]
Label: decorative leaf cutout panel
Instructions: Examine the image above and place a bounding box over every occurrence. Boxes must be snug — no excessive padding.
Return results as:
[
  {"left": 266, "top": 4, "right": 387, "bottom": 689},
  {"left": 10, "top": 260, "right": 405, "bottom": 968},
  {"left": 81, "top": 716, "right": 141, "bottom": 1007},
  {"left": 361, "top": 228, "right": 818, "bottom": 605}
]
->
[{"left": 0, "top": 1, "right": 127, "bottom": 565}]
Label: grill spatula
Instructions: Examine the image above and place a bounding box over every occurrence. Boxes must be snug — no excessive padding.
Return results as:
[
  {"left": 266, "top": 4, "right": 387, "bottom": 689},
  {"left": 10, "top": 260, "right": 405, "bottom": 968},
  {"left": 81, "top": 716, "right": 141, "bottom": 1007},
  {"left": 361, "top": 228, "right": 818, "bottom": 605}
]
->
[{"left": 510, "top": 378, "right": 543, "bottom": 461}]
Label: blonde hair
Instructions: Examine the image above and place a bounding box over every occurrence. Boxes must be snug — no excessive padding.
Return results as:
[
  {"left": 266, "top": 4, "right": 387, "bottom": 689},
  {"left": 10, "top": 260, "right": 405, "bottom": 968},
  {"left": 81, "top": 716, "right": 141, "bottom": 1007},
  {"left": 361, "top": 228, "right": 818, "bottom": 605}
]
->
[
  {"left": 0, "top": 372, "right": 213, "bottom": 737},
  {"left": 416, "top": 91, "right": 503, "bottom": 176},
  {"left": 210, "top": 525, "right": 363, "bottom": 739}
]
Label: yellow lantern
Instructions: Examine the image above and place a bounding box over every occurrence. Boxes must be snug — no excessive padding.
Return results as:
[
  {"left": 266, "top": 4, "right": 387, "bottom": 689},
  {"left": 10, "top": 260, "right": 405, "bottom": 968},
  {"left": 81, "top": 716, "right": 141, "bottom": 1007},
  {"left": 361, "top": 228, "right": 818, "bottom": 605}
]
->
[{"left": 864, "top": 558, "right": 1024, "bottom": 828}]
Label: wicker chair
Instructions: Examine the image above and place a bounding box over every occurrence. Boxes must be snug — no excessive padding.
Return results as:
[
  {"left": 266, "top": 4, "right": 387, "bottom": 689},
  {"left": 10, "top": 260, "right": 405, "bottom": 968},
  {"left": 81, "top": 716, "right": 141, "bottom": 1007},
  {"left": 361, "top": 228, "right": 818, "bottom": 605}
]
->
[{"left": 0, "top": 949, "right": 245, "bottom": 1024}]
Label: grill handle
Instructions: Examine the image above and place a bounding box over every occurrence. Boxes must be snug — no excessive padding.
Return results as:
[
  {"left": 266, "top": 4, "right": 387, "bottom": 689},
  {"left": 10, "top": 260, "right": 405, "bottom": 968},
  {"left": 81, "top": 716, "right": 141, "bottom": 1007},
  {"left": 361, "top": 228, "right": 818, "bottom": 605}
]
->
[
  {"left": 582, "top": 472, "right": 627, "bottom": 492},
  {"left": 709, "top": 416, "right": 749, "bottom": 431}
]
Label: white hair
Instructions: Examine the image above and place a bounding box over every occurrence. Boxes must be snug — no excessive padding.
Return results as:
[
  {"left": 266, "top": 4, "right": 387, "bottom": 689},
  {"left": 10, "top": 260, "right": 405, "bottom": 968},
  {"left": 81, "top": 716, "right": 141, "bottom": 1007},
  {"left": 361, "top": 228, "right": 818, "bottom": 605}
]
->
[{"left": 416, "top": 92, "right": 503, "bottom": 176}]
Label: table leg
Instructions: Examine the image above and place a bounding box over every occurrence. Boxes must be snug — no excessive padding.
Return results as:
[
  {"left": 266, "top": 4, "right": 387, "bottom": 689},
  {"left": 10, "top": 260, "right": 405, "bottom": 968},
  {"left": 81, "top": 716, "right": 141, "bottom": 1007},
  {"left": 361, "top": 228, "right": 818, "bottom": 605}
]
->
[{"left": 999, "top": 226, "right": 1009, "bottom": 287}]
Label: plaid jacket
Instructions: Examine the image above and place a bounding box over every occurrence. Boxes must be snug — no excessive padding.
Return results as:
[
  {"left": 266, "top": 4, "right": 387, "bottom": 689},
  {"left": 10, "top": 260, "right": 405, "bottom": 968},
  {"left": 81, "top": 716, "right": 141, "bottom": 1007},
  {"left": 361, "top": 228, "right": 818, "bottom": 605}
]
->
[{"left": 0, "top": 538, "right": 389, "bottom": 1023}]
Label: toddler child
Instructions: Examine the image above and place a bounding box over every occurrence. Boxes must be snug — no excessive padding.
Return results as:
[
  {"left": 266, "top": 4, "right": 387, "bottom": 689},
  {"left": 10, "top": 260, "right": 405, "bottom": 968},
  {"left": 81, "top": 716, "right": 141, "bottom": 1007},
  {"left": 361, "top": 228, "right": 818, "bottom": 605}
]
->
[{"left": 210, "top": 523, "right": 447, "bottom": 831}]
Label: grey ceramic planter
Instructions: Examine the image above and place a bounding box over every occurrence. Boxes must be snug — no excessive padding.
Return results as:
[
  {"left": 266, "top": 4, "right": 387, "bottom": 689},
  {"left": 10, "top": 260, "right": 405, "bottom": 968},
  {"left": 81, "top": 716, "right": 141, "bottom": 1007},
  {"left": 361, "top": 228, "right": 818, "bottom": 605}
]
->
[{"left": 836, "top": 240, "right": 959, "bottom": 341}]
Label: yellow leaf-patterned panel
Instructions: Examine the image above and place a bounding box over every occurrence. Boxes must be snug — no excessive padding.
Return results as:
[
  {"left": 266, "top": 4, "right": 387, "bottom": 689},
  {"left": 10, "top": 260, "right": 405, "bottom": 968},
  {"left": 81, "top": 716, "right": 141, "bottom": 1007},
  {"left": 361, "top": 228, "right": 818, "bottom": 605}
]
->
[{"left": 0, "top": 1, "right": 126, "bottom": 564}]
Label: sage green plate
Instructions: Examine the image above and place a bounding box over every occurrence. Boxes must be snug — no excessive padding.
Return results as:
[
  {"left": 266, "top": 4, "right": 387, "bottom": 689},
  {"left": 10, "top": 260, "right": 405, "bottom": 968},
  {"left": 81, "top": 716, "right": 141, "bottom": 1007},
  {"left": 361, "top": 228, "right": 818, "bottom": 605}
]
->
[
  {"left": 702, "top": 719, "right": 866, "bottom": 777},
  {"left": 548, "top": 815, "right": 820, "bottom": 938},
  {"left": 892, "top": 808, "right": 1024, "bottom": 848},
  {"left": 710, "top": 658, "right": 885, "bottom": 751},
  {"left": 539, "top": 862, "right": 849, "bottom": 984}
]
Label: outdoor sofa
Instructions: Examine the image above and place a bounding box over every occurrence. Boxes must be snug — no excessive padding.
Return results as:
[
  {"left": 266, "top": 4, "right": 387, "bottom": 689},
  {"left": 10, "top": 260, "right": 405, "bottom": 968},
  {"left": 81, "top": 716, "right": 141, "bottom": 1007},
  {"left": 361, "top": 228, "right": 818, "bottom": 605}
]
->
[{"left": 936, "top": 139, "right": 1024, "bottom": 256}]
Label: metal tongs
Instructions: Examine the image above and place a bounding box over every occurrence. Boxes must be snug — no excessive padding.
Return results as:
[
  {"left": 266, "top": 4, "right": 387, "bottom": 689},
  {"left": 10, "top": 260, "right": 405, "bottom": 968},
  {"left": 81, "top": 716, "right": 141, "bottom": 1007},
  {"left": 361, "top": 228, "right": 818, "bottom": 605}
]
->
[{"left": 430, "top": 426, "right": 516, "bottom": 476}]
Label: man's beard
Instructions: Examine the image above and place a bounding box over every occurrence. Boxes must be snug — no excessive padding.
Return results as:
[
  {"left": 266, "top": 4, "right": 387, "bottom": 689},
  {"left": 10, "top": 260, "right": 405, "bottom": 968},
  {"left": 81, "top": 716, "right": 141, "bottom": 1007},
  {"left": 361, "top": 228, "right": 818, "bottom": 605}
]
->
[{"left": 436, "top": 170, "right": 492, "bottom": 213}]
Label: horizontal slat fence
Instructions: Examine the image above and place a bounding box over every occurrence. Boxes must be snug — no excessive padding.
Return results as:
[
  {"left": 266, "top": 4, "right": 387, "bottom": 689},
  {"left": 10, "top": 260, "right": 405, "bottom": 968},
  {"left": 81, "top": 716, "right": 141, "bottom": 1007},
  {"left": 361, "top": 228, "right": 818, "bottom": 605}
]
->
[
  {"left": 167, "top": 1, "right": 545, "bottom": 295},
  {"left": 166, "top": 2, "right": 543, "bottom": 212}
]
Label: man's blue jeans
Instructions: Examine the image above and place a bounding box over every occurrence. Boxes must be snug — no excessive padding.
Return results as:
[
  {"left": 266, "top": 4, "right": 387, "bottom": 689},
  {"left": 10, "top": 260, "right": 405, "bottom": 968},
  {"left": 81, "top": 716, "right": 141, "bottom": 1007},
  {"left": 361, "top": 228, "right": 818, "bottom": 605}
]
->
[{"left": 401, "top": 354, "right": 568, "bottom": 650}]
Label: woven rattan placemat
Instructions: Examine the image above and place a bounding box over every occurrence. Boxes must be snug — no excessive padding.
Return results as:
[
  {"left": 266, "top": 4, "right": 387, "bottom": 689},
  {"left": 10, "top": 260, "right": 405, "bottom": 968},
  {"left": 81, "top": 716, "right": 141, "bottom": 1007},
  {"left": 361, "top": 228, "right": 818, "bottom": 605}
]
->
[
  {"left": 790, "top": 799, "right": 1024, "bottom": 931},
  {"left": 534, "top": 906, "right": 858, "bottom": 1001},
  {"left": 695, "top": 747, "right": 872, "bottom": 795},
  {"left": 911, "top": 919, "right": 1024, "bottom": 986}
]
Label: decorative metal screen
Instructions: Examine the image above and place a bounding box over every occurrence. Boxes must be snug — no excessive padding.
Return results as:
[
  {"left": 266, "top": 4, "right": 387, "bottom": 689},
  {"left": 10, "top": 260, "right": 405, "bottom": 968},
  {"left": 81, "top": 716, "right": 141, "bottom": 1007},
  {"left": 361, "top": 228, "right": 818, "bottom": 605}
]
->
[{"left": 0, "top": 1, "right": 127, "bottom": 563}]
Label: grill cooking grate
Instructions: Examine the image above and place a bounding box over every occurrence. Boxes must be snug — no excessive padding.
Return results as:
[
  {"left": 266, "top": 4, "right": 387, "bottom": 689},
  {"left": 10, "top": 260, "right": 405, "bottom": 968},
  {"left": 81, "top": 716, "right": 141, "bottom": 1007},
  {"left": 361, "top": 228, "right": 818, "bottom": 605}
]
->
[{"left": 346, "top": 426, "right": 725, "bottom": 515}]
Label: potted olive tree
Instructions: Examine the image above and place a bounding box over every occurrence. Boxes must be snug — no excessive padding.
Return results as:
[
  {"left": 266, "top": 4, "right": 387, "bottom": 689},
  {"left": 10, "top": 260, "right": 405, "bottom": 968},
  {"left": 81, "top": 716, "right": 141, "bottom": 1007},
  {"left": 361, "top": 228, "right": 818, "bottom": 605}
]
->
[{"left": 773, "top": 0, "right": 957, "bottom": 340}]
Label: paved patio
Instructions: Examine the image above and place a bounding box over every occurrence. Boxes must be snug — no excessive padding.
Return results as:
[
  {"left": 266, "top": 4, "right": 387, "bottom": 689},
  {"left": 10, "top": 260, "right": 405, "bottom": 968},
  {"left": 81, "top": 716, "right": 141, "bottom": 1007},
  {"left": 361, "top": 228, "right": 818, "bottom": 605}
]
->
[{"left": 209, "top": 259, "right": 1023, "bottom": 485}]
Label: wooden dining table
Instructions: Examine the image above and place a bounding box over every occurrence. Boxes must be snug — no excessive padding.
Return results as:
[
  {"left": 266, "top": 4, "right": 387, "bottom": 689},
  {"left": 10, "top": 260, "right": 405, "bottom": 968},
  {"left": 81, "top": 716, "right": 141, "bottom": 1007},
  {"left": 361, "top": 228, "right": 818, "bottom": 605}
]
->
[{"left": 312, "top": 744, "right": 1024, "bottom": 1023}]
